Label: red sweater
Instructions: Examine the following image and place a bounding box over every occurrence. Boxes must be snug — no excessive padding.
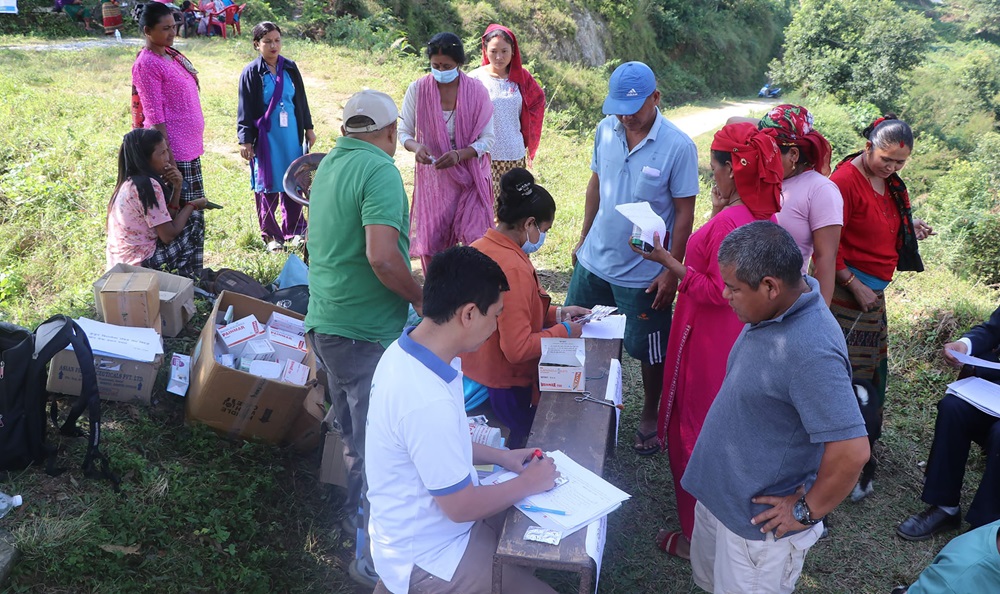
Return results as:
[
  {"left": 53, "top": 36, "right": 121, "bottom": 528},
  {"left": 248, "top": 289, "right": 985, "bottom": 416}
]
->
[
  {"left": 460, "top": 229, "right": 569, "bottom": 403},
  {"left": 831, "top": 161, "right": 900, "bottom": 282}
]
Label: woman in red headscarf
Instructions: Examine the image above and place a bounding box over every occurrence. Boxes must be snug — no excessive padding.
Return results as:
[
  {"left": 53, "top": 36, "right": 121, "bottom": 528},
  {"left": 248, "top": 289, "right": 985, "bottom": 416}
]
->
[
  {"left": 469, "top": 24, "right": 546, "bottom": 199},
  {"left": 633, "top": 122, "right": 784, "bottom": 560}
]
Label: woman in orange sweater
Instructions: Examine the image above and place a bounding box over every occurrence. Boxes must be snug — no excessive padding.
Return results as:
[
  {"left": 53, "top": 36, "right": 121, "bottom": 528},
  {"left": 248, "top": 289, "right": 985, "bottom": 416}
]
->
[{"left": 461, "top": 168, "right": 590, "bottom": 447}]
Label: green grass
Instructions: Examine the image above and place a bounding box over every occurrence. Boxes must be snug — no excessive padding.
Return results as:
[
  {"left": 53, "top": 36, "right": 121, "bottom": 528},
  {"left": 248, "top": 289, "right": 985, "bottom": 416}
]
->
[{"left": 1, "top": 34, "right": 998, "bottom": 593}]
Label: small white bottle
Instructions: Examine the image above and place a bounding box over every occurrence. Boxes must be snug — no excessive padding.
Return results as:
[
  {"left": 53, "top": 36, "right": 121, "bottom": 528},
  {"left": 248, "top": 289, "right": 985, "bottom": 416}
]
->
[
  {"left": 0, "top": 492, "right": 23, "bottom": 520},
  {"left": 114, "top": 29, "right": 123, "bottom": 43}
]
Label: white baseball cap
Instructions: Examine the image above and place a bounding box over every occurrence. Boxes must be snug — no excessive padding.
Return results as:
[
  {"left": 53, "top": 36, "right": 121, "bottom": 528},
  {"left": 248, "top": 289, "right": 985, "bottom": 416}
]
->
[{"left": 343, "top": 89, "right": 399, "bottom": 133}]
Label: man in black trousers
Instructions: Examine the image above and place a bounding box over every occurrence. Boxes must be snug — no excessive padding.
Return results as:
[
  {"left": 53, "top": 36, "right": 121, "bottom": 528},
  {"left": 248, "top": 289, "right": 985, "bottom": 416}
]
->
[{"left": 896, "top": 306, "right": 1000, "bottom": 540}]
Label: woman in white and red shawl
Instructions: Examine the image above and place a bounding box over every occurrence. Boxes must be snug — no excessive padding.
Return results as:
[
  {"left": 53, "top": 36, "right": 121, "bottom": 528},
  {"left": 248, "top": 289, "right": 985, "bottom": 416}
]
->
[
  {"left": 469, "top": 24, "right": 546, "bottom": 199},
  {"left": 399, "top": 32, "right": 496, "bottom": 273}
]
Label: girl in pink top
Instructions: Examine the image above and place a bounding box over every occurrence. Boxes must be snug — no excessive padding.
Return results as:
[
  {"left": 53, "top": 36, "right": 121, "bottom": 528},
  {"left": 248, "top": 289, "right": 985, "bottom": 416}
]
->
[{"left": 106, "top": 129, "right": 206, "bottom": 278}]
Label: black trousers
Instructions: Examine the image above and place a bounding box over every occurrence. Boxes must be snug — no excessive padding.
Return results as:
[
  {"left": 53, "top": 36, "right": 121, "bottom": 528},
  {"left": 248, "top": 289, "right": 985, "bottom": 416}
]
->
[{"left": 921, "top": 395, "right": 1000, "bottom": 528}]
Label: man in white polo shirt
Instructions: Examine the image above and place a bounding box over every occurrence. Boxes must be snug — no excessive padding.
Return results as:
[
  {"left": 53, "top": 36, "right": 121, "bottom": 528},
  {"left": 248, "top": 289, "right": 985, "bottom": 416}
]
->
[{"left": 367, "top": 246, "right": 560, "bottom": 594}]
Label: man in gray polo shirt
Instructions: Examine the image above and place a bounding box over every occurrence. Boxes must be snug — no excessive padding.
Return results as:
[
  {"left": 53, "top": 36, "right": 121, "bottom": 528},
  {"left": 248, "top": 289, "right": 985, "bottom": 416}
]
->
[{"left": 682, "top": 221, "right": 870, "bottom": 593}]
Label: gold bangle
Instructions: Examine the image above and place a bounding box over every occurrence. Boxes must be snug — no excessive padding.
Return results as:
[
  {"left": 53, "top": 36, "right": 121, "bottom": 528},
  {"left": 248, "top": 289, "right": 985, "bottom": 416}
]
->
[{"left": 840, "top": 273, "right": 856, "bottom": 287}]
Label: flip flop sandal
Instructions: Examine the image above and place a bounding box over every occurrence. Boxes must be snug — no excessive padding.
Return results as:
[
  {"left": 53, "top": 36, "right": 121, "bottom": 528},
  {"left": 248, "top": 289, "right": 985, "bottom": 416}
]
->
[
  {"left": 656, "top": 530, "right": 690, "bottom": 560},
  {"left": 632, "top": 429, "right": 660, "bottom": 456}
]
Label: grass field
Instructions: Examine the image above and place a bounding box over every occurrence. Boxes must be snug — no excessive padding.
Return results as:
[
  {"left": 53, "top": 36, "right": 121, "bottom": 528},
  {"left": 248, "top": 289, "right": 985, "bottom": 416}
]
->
[{"left": 1, "top": 34, "right": 998, "bottom": 593}]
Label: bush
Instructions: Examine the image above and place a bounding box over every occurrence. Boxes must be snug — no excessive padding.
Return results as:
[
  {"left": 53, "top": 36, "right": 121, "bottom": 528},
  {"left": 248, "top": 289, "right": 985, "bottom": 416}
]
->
[{"left": 0, "top": 0, "right": 91, "bottom": 37}]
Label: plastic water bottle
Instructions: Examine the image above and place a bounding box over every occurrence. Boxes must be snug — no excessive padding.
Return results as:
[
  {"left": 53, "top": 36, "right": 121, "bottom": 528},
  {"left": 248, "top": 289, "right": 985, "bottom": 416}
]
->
[
  {"left": 114, "top": 29, "right": 123, "bottom": 43},
  {"left": 0, "top": 492, "right": 23, "bottom": 519}
]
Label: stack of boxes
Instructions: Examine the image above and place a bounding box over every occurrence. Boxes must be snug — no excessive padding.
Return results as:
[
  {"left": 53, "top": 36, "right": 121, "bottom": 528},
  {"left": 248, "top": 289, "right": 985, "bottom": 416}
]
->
[
  {"left": 47, "top": 270, "right": 182, "bottom": 404},
  {"left": 214, "top": 311, "right": 311, "bottom": 387}
]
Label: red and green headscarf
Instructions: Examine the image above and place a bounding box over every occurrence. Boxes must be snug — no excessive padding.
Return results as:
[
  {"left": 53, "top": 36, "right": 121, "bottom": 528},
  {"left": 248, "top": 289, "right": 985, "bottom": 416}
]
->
[
  {"left": 758, "top": 104, "right": 833, "bottom": 176},
  {"left": 711, "top": 122, "right": 784, "bottom": 220}
]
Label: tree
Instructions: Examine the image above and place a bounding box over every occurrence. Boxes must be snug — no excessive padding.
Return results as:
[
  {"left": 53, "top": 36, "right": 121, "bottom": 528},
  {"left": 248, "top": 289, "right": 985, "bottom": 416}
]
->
[{"left": 769, "top": 0, "right": 932, "bottom": 111}]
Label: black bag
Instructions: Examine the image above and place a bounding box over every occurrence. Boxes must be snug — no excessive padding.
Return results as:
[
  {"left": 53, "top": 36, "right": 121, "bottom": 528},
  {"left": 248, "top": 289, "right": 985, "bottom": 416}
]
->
[
  {"left": 212, "top": 269, "right": 271, "bottom": 300},
  {"left": 263, "top": 285, "right": 309, "bottom": 316},
  {"left": 0, "top": 315, "right": 117, "bottom": 485}
]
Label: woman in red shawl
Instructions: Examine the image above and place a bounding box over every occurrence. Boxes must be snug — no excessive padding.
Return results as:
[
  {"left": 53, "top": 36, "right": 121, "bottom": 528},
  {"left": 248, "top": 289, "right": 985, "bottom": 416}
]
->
[
  {"left": 633, "top": 123, "right": 784, "bottom": 560},
  {"left": 469, "top": 24, "right": 546, "bottom": 199},
  {"left": 399, "top": 32, "right": 496, "bottom": 273}
]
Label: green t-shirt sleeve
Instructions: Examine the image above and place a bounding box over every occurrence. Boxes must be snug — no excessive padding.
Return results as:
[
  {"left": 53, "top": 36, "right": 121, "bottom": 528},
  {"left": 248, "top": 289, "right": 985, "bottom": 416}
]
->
[{"left": 360, "top": 163, "right": 407, "bottom": 232}]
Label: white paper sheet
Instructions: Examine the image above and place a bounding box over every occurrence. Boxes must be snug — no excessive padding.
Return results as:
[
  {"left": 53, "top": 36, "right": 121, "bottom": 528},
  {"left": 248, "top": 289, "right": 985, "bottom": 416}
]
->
[
  {"left": 947, "top": 349, "right": 1000, "bottom": 371},
  {"left": 614, "top": 202, "right": 666, "bottom": 247},
  {"left": 604, "top": 359, "right": 623, "bottom": 445},
  {"left": 484, "top": 450, "right": 630, "bottom": 537},
  {"left": 585, "top": 516, "right": 608, "bottom": 594},
  {"left": 70, "top": 317, "right": 164, "bottom": 362},
  {"left": 946, "top": 376, "right": 1000, "bottom": 418},
  {"left": 581, "top": 315, "right": 626, "bottom": 340}
]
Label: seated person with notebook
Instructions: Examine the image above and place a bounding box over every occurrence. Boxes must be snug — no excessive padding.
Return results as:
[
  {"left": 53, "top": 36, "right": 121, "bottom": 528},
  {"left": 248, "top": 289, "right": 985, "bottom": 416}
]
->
[
  {"left": 896, "top": 305, "right": 1000, "bottom": 541},
  {"left": 366, "top": 246, "right": 560, "bottom": 594}
]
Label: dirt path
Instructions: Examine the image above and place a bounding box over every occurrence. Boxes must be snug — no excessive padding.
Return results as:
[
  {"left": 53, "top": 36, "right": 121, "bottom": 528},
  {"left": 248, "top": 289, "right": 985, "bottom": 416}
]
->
[{"left": 669, "top": 99, "right": 778, "bottom": 138}]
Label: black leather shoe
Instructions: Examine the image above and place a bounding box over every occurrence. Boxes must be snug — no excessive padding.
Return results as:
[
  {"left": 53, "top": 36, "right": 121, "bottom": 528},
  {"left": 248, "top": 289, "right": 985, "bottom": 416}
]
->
[{"left": 896, "top": 506, "right": 961, "bottom": 541}]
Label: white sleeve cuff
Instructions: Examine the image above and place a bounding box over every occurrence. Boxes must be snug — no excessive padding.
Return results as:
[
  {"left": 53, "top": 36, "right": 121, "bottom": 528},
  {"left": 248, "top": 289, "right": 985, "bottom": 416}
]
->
[{"left": 958, "top": 337, "right": 973, "bottom": 356}]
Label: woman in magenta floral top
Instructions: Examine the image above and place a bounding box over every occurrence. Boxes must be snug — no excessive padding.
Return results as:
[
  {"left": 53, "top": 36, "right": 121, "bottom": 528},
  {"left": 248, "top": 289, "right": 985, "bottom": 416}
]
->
[{"left": 131, "top": 1, "right": 207, "bottom": 278}]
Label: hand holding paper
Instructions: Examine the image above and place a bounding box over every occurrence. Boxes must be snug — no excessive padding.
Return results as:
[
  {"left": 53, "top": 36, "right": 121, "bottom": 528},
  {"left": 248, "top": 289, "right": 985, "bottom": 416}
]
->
[{"left": 615, "top": 202, "right": 667, "bottom": 250}]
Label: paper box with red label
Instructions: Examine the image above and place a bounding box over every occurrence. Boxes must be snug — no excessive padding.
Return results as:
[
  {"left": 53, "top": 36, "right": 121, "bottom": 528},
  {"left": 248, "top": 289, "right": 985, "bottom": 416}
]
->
[
  {"left": 216, "top": 314, "right": 265, "bottom": 359},
  {"left": 538, "top": 337, "right": 586, "bottom": 392},
  {"left": 267, "top": 327, "right": 308, "bottom": 364},
  {"left": 267, "top": 311, "right": 305, "bottom": 336}
]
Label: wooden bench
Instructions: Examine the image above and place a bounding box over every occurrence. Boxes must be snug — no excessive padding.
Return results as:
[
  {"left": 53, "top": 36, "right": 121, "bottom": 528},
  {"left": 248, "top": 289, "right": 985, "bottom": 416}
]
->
[{"left": 492, "top": 337, "right": 622, "bottom": 594}]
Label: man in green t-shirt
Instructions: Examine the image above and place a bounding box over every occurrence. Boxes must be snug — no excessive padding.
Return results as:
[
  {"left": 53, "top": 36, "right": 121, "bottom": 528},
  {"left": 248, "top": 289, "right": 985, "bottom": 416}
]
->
[{"left": 305, "top": 89, "right": 423, "bottom": 588}]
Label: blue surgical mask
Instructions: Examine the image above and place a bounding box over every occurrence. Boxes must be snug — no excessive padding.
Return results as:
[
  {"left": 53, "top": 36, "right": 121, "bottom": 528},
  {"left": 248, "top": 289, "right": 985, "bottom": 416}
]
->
[
  {"left": 432, "top": 67, "right": 460, "bottom": 84},
  {"left": 521, "top": 225, "right": 546, "bottom": 254}
]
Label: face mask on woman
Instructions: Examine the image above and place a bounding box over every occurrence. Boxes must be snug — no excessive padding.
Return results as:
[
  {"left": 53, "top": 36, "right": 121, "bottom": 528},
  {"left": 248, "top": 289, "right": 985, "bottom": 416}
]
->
[
  {"left": 521, "top": 224, "right": 546, "bottom": 254},
  {"left": 432, "top": 67, "right": 460, "bottom": 84}
]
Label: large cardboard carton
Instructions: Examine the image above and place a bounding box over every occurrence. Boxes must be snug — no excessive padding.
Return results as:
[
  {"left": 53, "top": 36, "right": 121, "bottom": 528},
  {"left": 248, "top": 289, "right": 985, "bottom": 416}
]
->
[
  {"left": 47, "top": 349, "right": 163, "bottom": 404},
  {"left": 186, "top": 291, "right": 315, "bottom": 444},
  {"left": 538, "top": 337, "right": 586, "bottom": 392},
  {"left": 283, "top": 380, "right": 326, "bottom": 452},
  {"left": 94, "top": 264, "right": 195, "bottom": 337},
  {"left": 98, "top": 272, "right": 161, "bottom": 332},
  {"left": 318, "top": 428, "right": 348, "bottom": 487}
]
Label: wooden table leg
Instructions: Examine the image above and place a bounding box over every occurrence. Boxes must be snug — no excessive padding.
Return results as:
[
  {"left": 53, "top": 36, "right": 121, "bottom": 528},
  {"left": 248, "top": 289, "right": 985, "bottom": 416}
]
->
[
  {"left": 578, "top": 564, "right": 594, "bottom": 594},
  {"left": 492, "top": 554, "right": 504, "bottom": 594}
]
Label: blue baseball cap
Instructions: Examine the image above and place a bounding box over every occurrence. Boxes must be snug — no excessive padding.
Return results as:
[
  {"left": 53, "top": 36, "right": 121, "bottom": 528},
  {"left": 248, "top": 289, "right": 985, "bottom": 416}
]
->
[{"left": 602, "top": 62, "right": 657, "bottom": 116}]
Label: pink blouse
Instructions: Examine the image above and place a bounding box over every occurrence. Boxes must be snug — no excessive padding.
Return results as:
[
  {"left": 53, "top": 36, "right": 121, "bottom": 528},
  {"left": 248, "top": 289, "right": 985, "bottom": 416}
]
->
[
  {"left": 132, "top": 48, "right": 205, "bottom": 162},
  {"left": 106, "top": 179, "right": 173, "bottom": 269}
]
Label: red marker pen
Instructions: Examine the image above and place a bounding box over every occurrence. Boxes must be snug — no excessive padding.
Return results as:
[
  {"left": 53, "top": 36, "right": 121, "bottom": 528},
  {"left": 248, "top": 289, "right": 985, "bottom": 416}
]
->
[{"left": 532, "top": 449, "right": 544, "bottom": 461}]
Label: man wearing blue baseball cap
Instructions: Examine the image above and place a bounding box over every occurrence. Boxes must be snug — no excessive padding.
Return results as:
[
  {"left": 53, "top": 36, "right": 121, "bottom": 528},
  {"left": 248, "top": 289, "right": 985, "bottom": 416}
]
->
[{"left": 567, "top": 61, "right": 699, "bottom": 456}]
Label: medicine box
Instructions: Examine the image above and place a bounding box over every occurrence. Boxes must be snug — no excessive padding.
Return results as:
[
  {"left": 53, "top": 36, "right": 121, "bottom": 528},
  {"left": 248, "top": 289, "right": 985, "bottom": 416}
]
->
[{"left": 538, "top": 338, "right": 586, "bottom": 392}]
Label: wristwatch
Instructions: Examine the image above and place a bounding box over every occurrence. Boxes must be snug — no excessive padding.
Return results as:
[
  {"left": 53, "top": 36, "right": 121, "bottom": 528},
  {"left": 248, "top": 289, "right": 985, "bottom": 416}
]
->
[{"left": 792, "top": 495, "right": 822, "bottom": 526}]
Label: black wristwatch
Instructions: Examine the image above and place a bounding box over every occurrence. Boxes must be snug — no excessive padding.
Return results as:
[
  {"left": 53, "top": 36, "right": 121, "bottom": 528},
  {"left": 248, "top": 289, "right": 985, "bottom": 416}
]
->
[{"left": 792, "top": 495, "right": 822, "bottom": 526}]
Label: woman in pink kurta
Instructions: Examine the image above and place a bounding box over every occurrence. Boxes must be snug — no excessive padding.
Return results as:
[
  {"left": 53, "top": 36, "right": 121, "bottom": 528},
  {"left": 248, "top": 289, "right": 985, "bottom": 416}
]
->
[
  {"left": 398, "top": 32, "right": 496, "bottom": 272},
  {"left": 633, "top": 123, "right": 785, "bottom": 559}
]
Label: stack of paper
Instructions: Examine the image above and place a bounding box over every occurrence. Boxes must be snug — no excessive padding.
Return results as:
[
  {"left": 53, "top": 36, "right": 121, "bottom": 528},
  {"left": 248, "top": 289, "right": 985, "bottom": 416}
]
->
[
  {"left": 946, "top": 376, "right": 1000, "bottom": 418},
  {"left": 68, "top": 317, "right": 164, "bottom": 363},
  {"left": 483, "top": 450, "right": 631, "bottom": 537},
  {"left": 581, "top": 315, "right": 626, "bottom": 340}
]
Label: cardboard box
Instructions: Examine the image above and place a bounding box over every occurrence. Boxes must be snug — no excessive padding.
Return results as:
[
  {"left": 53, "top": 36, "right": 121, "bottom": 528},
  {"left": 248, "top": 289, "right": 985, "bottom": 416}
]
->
[
  {"left": 216, "top": 314, "right": 265, "bottom": 359},
  {"left": 98, "top": 272, "right": 162, "bottom": 332},
  {"left": 267, "top": 311, "right": 305, "bottom": 336},
  {"left": 318, "top": 428, "right": 348, "bottom": 487},
  {"left": 186, "top": 291, "right": 315, "bottom": 444},
  {"left": 94, "top": 264, "right": 196, "bottom": 337},
  {"left": 267, "top": 327, "right": 308, "bottom": 364},
  {"left": 538, "top": 338, "right": 586, "bottom": 392},
  {"left": 283, "top": 380, "right": 326, "bottom": 452},
  {"left": 47, "top": 349, "right": 163, "bottom": 404}
]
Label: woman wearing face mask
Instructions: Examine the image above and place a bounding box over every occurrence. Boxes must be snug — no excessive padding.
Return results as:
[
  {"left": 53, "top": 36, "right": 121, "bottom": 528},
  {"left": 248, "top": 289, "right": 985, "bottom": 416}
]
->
[
  {"left": 633, "top": 123, "right": 784, "bottom": 560},
  {"left": 399, "top": 31, "right": 496, "bottom": 273},
  {"left": 460, "top": 168, "right": 590, "bottom": 448},
  {"left": 469, "top": 24, "right": 545, "bottom": 199},
  {"left": 829, "top": 115, "right": 934, "bottom": 502}
]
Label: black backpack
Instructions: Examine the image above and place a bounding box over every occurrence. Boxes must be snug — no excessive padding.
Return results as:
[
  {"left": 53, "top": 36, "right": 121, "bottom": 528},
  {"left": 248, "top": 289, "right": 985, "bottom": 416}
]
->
[{"left": 0, "top": 315, "right": 116, "bottom": 485}]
